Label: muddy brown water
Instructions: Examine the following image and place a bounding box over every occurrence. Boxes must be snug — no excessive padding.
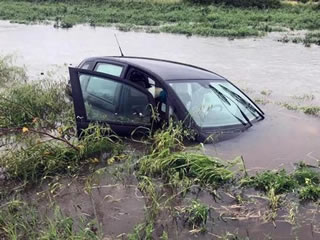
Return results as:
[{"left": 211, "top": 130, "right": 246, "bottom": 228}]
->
[
  {"left": 1, "top": 21, "right": 320, "bottom": 239},
  {"left": 0, "top": 21, "right": 319, "bottom": 170}
]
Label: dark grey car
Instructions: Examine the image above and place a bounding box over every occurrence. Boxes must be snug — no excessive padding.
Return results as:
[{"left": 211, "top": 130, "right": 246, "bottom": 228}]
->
[{"left": 68, "top": 56, "right": 264, "bottom": 142}]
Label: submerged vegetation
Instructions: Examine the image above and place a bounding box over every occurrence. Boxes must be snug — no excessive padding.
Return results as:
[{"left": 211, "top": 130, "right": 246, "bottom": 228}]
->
[
  {"left": 0, "top": 0, "right": 319, "bottom": 40},
  {"left": 1, "top": 55, "right": 320, "bottom": 238},
  {"left": 279, "top": 31, "right": 320, "bottom": 46},
  {"left": 281, "top": 103, "right": 320, "bottom": 117}
]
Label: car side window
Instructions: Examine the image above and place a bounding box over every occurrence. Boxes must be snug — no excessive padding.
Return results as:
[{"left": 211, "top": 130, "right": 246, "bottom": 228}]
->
[
  {"left": 79, "top": 74, "right": 151, "bottom": 125},
  {"left": 94, "top": 63, "right": 123, "bottom": 77},
  {"left": 81, "top": 62, "right": 92, "bottom": 70}
]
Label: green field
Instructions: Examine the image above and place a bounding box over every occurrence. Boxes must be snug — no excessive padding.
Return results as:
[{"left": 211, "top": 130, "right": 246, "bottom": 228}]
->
[{"left": 0, "top": 0, "right": 319, "bottom": 38}]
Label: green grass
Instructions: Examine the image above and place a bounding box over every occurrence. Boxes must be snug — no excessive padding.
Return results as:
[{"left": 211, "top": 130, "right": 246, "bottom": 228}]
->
[
  {"left": 0, "top": 0, "right": 319, "bottom": 37},
  {"left": 0, "top": 200, "right": 100, "bottom": 239},
  {"left": 241, "top": 164, "right": 320, "bottom": 201},
  {"left": 1, "top": 124, "right": 121, "bottom": 183},
  {"left": 299, "top": 184, "right": 320, "bottom": 201},
  {"left": 138, "top": 123, "right": 235, "bottom": 188},
  {"left": 241, "top": 169, "right": 297, "bottom": 194},
  {"left": 182, "top": 200, "right": 209, "bottom": 230},
  {"left": 281, "top": 103, "right": 320, "bottom": 117},
  {"left": 280, "top": 31, "right": 320, "bottom": 46},
  {"left": 0, "top": 80, "right": 72, "bottom": 129},
  {"left": 0, "top": 54, "right": 26, "bottom": 87}
]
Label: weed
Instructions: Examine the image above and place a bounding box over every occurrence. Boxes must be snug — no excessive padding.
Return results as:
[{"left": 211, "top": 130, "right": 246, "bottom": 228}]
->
[
  {"left": 0, "top": 200, "right": 39, "bottom": 239},
  {"left": 41, "top": 206, "right": 100, "bottom": 239},
  {"left": 292, "top": 94, "right": 315, "bottom": 101},
  {"left": 260, "top": 90, "right": 272, "bottom": 96},
  {"left": 301, "top": 106, "right": 320, "bottom": 116},
  {"left": 280, "top": 102, "right": 320, "bottom": 117},
  {"left": 138, "top": 176, "right": 162, "bottom": 220},
  {"left": 293, "top": 163, "right": 320, "bottom": 186},
  {"left": 150, "top": 121, "right": 187, "bottom": 155},
  {"left": 241, "top": 169, "right": 297, "bottom": 194},
  {"left": 139, "top": 151, "right": 234, "bottom": 188},
  {"left": 254, "top": 98, "right": 269, "bottom": 105},
  {"left": 287, "top": 202, "right": 298, "bottom": 225},
  {"left": 0, "top": 200, "right": 99, "bottom": 239},
  {"left": 178, "top": 200, "right": 209, "bottom": 231},
  {"left": 267, "top": 187, "right": 281, "bottom": 212},
  {"left": 299, "top": 184, "right": 320, "bottom": 201},
  {"left": 281, "top": 103, "right": 299, "bottom": 111},
  {"left": 1, "top": 124, "right": 120, "bottom": 184},
  {"left": 128, "top": 222, "right": 154, "bottom": 240},
  {"left": 0, "top": 54, "right": 27, "bottom": 87},
  {"left": 160, "top": 231, "right": 169, "bottom": 240},
  {"left": 0, "top": 80, "right": 72, "bottom": 129},
  {"left": 279, "top": 31, "right": 320, "bottom": 46}
]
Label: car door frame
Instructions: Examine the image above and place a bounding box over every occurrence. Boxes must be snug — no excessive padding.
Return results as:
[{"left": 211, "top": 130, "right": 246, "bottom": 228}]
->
[{"left": 69, "top": 67, "right": 156, "bottom": 136}]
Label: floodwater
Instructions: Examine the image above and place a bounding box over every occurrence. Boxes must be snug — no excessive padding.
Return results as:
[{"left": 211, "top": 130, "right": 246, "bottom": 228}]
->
[
  {"left": 1, "top": 20, "right": 320, "bottom": 239},
  {"left": 0, "top": 20, "right": 319, "bottom": 170},
  {"left": 207, "top": 104, "right": 320, "bottom": 170}
]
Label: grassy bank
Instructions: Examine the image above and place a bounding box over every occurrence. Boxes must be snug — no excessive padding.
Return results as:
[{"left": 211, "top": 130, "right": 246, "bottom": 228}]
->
[{"left": 0, "top": 0, "right": 319, "bottom": 38}]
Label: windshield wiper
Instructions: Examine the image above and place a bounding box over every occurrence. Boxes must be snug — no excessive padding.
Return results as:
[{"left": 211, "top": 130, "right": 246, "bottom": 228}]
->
[
  {"left": 219, "top": 84, "right": 264, "bottom": 120},
  {"left": 209, "top": 85, "right": 252, "bottom": 127}
]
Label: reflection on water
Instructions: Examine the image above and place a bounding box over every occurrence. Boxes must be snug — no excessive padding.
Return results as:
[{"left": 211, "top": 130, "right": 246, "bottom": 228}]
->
[
  {"left": 206, "top": 104, "right": 320, "bottom": 170},
  {"left": 0, "top": 20, "right": 319, "bottom": 170}
]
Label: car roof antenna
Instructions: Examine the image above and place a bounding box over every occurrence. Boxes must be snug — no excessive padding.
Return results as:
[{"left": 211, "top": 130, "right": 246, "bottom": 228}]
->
[{"left": 114, "top": 34, "right": 124, "bottom": 57}]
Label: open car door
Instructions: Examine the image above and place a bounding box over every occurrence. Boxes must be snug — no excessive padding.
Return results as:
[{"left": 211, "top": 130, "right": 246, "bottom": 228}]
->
[{"left": 69, "top": 67, "right": 155, "bottom": 136}]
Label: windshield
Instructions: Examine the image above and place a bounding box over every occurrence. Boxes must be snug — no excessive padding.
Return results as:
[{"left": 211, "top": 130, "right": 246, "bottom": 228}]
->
[{"left": 170, "top": 80, "right": 263, "bottom": 128}]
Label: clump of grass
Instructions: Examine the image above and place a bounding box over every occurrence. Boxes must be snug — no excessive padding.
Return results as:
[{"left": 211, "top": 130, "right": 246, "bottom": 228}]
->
[
  {"left": 241, "top": 169, "right": 297, "bottom": 194},
  {"left": 0, "top": 200, "right": 39, "bottom": 239},
  {"left": 139, "top": 151, "right": 235, "bottom": 187},
  {"left": 299, "top": 31, "right": 320, "bottom": 46},
  {"left": 292, "top": 94, "right": 315, "bottom": 101},
  {"left": 281, "top": 31, "right": 320, "bottom": 47},
  {"left": 1, "top": 124, "right": 120, "bottom": 183},
  {"left": 181, "top": 200, "right": 209, "bottom": 230},
  {"left": 293, "top": 163, "right": 320, "bottom": 186},
  {"left": 138, "top": 176, "right": 161, "bottom": 216},
  {"left": 260, "top": 90, "right": 272, "bottom": 96},
  {"left": 280, "top": 103, "right": 320, "bottom": 117},
  {"left": 138, "top": 121, "right": 234, "bottom": 187},
  {"left": 41, "top": 206, "right": 100, "bottom": 239},
  {"left": 0, "top": 200, "right": 99, "bottom": 239},
  {"left": 54, "top": 16, "right": 77, "bottom": 28},
  {"left": 0, "top": 54, "right": 27, "bottom": 87},
  {"left": 150, "top": 121, "right": 187, "bottom": 155},
  {"left": 2, "top": 138, "right": 80, "bottom": 183},
  {"left": 281, "top": 103, "right": 299, "bottom": 111},
  {"left": 128, "top": 222, "right": 154, "bottom": 240},
  {"left": 301, "top": 106, "right": 320, "bottom": 116},
  {"left": 0, "top": 80, "right": 72, "bottom": 129},
  {"left": 299, "top": 184, "right": 320, "bottom": 201},
  {"left": 242, "top": 164, "right": 320, "bottom": 202}
]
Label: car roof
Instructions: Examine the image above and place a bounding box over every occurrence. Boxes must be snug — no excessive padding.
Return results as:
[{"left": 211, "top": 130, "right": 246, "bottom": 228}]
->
[{"left": 82, "top": 56, "right": 225, "bottom": 81}]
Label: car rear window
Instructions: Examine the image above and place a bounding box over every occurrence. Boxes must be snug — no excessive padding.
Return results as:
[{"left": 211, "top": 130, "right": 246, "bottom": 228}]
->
[{"left": 95, "top": 63, "right": 123, "bottom": 77}]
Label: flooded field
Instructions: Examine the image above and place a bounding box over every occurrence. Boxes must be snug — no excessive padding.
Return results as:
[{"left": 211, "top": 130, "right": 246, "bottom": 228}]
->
[
  {"left": 0, "top": 20, "right": 319, "bottom": 169},
  {"left": 0, "top": 20, "right": 320, "bottom": 239}
]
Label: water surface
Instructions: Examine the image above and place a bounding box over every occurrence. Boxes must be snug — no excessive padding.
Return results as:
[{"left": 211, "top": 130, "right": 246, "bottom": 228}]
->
[{"left": 0, "top": 20, "right": 319, "bottom": 170}]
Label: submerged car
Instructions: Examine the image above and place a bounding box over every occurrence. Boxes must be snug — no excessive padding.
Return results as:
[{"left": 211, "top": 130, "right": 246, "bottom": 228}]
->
[{"left": 67, "top": 56, "right": 264, "bottom": 142}]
